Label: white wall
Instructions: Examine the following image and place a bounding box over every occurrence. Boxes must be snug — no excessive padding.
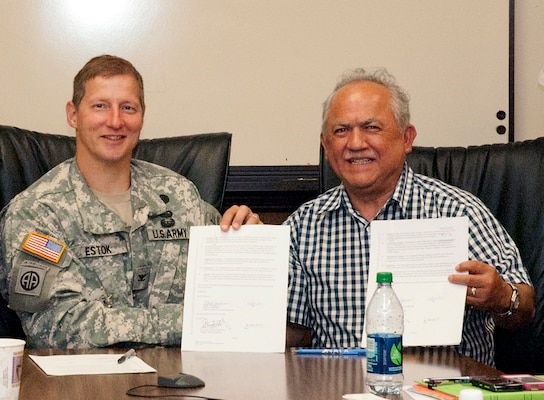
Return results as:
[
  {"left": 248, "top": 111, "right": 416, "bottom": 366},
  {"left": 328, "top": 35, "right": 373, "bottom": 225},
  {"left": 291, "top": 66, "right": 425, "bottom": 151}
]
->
[
  {"left": 1, "top": 1, "right": 543, "bottom": 165},
  {"left": 515, "top": 0, "right": 544, "bottom": 141}
]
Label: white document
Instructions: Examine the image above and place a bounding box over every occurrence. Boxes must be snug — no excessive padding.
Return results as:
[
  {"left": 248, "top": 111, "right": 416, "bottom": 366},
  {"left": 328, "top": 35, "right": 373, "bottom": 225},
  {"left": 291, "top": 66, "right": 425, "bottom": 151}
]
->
[
  {"left": 28, "top": 354, "right": 156, "bottom": 376},
  {"left": 367, "top": 217, "right": 468, "bottom": 346},
  {"left": 182, "top": 225, "right": 290, "bottom": 353}
]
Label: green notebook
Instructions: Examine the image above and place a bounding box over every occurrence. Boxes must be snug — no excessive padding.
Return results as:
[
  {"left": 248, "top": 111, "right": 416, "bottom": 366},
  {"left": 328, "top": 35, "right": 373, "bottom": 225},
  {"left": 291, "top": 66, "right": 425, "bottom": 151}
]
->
[{"left": 427, "top": 383, "right": 544, "bottom": 400}]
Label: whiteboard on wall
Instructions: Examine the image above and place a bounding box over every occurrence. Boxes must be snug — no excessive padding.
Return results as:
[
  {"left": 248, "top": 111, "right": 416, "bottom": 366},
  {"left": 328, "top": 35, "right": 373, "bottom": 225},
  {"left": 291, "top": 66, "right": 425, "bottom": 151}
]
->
[{"left": 0, "top": 0, "right": 510, "bottom": 166}]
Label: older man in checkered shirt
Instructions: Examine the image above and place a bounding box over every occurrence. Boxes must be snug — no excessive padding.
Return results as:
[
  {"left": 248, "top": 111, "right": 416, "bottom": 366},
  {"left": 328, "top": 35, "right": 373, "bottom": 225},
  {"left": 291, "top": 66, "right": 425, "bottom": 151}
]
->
[{"left": 284, "top": 68, "right": 534, "bottom": 366}]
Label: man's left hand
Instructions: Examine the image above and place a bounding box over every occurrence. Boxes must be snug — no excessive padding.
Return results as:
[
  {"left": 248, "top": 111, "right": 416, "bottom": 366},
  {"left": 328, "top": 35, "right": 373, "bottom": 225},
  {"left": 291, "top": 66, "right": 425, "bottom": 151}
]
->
[
  {"left": 448, "top": 260, "right": 509, "bottom": 311},
  {"left": 448, "top": 260, "right": 535, "bottom": 330}
]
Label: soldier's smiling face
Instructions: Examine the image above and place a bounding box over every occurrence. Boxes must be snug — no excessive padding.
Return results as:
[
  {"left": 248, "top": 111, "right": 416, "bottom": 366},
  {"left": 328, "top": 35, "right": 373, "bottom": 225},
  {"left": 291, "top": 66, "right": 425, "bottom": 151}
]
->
[{"left": 66, "top": 74, "right": 144, "bottom": 167}]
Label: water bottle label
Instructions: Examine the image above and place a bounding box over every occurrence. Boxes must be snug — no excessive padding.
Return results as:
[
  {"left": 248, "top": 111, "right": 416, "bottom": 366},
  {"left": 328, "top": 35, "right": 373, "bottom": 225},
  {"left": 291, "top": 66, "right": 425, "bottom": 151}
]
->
[{"left": 366, "top": 333, "right": 402, "bottom": 375}]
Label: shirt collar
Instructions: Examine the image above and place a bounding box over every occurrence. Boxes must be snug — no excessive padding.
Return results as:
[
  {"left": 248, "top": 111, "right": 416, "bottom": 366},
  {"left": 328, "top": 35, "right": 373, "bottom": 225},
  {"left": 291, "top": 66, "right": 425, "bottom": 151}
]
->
[
  {"left": 316, "top": 163, "right": 415, "bottom": 220},
  {"left": 70, "top": 160, "right": 169, "bottom": 234}
]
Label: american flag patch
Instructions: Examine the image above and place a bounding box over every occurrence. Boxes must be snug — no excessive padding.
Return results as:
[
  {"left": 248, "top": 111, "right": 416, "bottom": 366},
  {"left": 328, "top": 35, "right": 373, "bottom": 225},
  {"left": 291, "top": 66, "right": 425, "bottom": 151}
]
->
[{"left": 22, "top": 232, "right": 66, "bottom": 264}]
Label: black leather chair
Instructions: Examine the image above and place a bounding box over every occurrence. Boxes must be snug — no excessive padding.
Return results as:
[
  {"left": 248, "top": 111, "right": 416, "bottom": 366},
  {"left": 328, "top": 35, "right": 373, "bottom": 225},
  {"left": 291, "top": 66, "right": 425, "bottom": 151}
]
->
[
  {"left": 320, "top": 138, "right": 544, "bottom": 373},
  {"left": 0, "top": 124, "right": 232, "bottom": 338},
  {"left": 0, "top": 125, "right": 231, "bottom": 211}
]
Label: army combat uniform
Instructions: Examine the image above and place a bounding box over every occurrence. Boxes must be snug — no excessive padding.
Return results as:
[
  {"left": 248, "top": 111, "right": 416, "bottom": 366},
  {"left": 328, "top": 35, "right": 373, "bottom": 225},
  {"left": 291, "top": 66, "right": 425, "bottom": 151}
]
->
[{"left": 0, "top": 158, "right": 220, "bottom": 348}]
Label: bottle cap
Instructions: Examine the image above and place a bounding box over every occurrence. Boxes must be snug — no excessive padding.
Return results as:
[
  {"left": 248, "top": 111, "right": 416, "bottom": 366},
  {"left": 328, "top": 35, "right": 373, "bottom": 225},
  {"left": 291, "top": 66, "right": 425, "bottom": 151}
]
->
[
  {"left": 376, "top": 272, "right": 393, "bottom": 283},
  {"left": 458, "top": 388, "right": 483, "bottom": 400}
]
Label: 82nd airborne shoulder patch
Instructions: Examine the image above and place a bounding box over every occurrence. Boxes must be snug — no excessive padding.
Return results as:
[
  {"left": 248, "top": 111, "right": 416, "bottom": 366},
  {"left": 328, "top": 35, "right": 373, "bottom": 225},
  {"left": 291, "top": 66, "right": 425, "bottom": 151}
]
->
[{"left": 22, "top": 232, "right": 66, "bottom": 264}]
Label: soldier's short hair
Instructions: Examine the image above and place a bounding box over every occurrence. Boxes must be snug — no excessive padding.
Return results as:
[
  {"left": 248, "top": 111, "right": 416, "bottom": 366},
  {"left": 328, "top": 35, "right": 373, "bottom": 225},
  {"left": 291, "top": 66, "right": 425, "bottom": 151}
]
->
[{"left": 72, "top": 55, "right": 145, "bottom": 113}]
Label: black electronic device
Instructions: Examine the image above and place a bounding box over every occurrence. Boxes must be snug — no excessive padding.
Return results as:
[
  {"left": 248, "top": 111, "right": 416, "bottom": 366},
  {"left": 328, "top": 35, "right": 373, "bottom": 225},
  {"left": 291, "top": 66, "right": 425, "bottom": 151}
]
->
[
  {"left": 470, "top": 376, "right": 523, "bottom": 392},
  {"left": 158, "top": 373, "right": 205, "bottom": 388}
]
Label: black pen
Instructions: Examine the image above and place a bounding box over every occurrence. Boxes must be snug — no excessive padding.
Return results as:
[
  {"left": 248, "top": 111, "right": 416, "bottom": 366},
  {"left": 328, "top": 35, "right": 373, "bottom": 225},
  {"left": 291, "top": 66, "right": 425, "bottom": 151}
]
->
[{"left": 117, "top": 349, "right": 136, "bottom": 364}]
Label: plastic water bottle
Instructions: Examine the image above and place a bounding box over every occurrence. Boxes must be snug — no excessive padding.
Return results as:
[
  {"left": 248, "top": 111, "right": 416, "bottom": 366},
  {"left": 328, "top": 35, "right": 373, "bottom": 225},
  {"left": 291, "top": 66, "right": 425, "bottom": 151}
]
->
[{"left": 365, "top": 271, "right": 404, "bottom": 395}]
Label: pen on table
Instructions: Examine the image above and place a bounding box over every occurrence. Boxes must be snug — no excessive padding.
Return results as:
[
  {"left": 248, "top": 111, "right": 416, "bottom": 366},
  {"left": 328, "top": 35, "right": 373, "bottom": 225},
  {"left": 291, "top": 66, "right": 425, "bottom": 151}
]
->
[
  {"left": 294, "top": 348, "right": 366, "bottom": 356},
  {"left": 117, "top": 349, "right": 136, "bottom": 364}
]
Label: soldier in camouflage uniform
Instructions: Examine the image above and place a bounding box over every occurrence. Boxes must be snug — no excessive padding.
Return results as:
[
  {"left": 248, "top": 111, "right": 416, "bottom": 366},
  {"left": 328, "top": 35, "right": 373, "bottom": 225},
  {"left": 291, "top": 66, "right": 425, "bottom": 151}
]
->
[{"left": 0, "top": 55, "right": 259, "bottom": 348}]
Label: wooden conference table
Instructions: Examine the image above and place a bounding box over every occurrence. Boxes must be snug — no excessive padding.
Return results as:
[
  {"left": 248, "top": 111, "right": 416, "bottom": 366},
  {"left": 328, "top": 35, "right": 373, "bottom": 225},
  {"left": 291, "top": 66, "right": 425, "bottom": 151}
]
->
[{"left": 19, "top": 346, "right": 501, "bottom": 400}]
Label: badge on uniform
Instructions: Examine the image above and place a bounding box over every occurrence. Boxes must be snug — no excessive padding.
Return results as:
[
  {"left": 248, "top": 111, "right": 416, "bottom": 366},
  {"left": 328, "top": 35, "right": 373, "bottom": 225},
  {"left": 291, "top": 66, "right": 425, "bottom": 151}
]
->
[
  {"left": 22, "top": 232, "right": 66, "bottom": 264},
  {"left": 14, "top": 262, "right": 49, "bottom": 297},
  {"left": 133, "top": 265, "right": 151, "bottom": 291}
]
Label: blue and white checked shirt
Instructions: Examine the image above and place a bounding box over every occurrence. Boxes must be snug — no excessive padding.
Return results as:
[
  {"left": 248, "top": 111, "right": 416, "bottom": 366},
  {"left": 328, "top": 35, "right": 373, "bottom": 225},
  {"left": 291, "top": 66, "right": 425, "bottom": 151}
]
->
[{"left": 285, "top": 163, "right": 531, "bottom": 366}]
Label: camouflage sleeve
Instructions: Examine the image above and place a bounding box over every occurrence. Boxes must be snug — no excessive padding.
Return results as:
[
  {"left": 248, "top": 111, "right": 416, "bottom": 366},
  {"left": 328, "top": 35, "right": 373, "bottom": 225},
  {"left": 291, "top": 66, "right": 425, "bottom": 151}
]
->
[
  {"left": 19, "top": 295, "right": 182, "bottom": 348},
  {"left": 0, "top": 207, "right": 10, "bottom": 302},
  {"left": 1, "top": 204, "right": 182, "bottom": 348},
  {"left": 202, "top": 201, "right": 221, "bottom": 225}
]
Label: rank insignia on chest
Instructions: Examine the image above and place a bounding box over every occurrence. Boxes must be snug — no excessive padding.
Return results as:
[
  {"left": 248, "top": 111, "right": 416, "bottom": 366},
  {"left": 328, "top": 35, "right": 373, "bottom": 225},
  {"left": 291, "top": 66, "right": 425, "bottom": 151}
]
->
[
  {"left": 133, "top": 265, "right": 151, "bottom": 291},
  {"left": 22, "top": 232, "right": 66, "bottom": 264}
]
